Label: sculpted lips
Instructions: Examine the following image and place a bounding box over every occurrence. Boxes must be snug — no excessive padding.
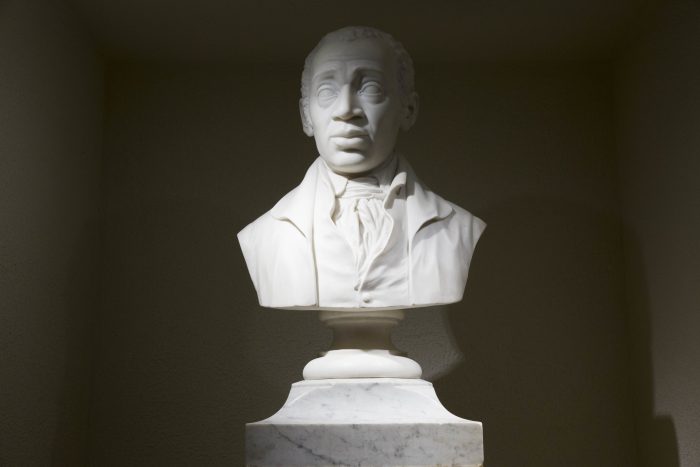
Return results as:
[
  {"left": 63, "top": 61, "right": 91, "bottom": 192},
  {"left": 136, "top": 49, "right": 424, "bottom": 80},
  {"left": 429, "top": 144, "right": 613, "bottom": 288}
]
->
[{"left": 330, "top": 128, "right": 369, "bottom": 149}]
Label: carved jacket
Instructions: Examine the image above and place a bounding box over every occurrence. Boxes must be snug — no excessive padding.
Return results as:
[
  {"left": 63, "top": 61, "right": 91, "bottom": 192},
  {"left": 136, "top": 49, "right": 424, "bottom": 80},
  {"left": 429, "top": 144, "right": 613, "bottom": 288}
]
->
[{"left": 237, "top": 155, "right": 485, "bottom": 309}]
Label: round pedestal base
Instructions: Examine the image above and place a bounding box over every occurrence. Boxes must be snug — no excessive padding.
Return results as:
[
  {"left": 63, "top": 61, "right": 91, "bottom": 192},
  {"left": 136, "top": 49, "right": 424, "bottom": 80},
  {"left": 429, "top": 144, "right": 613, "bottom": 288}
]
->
[
  {"left": 303, "top": 349, "right": 422, "bottom": 379},
  {"left": 302, "top": 308, "right": 423, "bottom": 379}
]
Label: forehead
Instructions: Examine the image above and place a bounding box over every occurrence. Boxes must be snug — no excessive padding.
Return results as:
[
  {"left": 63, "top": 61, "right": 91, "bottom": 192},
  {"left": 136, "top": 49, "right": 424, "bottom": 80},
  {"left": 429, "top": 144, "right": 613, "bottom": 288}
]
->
[{"left": 310, "top": 37, "right": 396, "bottom": 80}]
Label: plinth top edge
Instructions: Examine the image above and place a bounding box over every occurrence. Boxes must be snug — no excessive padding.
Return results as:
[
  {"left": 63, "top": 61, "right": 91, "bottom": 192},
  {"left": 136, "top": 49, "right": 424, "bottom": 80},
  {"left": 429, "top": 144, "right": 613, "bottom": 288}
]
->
[{"left": 291, "top": 377, "right": 433, "bottom": 387}]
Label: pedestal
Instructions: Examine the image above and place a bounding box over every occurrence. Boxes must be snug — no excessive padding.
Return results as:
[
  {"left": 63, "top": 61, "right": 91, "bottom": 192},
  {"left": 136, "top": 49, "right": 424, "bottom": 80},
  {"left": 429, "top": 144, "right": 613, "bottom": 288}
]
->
[
  {"left": 245, "top": 378, "right": 484, "bottom": 467},
  {"left": 303, "top": 309, "right": 423, "bottom": 380}
]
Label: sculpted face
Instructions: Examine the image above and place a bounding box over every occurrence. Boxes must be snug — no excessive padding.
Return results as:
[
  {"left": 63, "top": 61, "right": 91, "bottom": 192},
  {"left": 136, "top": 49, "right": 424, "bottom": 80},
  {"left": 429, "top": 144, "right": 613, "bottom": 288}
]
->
[{"left": 304, "top": 38, "right": 412, "bottom": 175}]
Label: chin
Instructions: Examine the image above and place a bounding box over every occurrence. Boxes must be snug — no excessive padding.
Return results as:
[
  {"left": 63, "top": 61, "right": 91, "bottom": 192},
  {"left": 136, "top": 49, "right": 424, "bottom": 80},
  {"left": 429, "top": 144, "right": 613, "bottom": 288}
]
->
[{"left": 324, "top": 151, "right": 374, "bottom": 175}]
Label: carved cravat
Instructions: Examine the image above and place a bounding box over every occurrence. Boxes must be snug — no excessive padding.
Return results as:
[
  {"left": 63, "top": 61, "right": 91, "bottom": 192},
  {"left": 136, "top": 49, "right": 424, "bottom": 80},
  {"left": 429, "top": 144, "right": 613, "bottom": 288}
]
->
[{"left": 333, "top": 177, "right": 393, "bottom": 281}]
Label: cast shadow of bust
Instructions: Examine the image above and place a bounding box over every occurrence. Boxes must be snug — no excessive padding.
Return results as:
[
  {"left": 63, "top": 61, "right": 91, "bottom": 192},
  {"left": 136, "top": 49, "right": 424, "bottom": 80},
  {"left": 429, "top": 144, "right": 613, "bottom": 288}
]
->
[{"left": 418, "top": 196, "right": 679, "bottom": 467}]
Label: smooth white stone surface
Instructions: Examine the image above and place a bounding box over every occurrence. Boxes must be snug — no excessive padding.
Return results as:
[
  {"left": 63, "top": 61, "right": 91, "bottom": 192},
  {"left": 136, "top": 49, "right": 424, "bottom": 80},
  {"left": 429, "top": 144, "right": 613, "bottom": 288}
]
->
[
  {"left": 303, "top": 349, "right": 422, "bottom": 380},
  {"left": 246, "top": 378, "right": 483, "bottom": 466},
  {"left": 238, "top": 26, "right": 486, "bottom": 310}
]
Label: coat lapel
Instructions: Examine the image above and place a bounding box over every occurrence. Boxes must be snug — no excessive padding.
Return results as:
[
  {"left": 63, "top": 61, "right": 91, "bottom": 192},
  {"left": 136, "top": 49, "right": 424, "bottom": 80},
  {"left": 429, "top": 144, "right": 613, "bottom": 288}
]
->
[
  {"left": 269, "top": 158, "right": 322, "bottom": 239},
  {"left": 400, "top": 156, "right": 454, "bottom": 242}
]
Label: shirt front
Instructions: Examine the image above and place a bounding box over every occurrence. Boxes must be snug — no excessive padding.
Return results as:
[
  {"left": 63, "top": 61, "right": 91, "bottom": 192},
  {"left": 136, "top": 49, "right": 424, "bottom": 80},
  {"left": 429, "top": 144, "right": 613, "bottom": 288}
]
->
[{"left": 313, "top": 156, "right": 409, "bottom": 308}]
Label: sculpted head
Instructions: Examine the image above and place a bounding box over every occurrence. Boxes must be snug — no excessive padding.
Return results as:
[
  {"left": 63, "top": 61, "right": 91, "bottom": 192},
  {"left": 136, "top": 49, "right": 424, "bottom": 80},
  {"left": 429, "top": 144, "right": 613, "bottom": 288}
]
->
[{"left": 300, "top": 27, "right": 419, "bottom": 176}]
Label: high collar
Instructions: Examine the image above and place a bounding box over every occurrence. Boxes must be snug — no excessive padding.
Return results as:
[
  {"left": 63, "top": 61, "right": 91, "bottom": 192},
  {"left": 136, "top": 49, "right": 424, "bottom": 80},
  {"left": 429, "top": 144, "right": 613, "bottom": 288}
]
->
[
  {"left": 321, "top": 155, "right": 400, "bottom": 197},
  {"left": 270, "top": 155, "right": 454, "bottom": 241},
  {"left": 320, "top": 156, "right": 407, "bottom": 212}
]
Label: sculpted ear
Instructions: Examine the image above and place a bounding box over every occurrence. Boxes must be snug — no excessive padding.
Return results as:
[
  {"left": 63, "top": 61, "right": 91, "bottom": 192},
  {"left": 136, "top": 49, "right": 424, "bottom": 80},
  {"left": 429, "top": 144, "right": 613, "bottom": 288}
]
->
[
  {"left": 401, "top": 92, "right": 419, "bottom": 131},
  {"left": 299, "top": 98, "right": 314, "bottom": 137}
]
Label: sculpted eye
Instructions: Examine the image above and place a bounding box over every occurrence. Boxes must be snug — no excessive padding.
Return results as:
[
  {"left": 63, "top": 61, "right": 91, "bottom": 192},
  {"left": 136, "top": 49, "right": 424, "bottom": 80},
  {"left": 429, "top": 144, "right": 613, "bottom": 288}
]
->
[
  {"left": 360, "top": 82, "right": 383, "bottom": 96},
  {"left": 317, "top": 86, "right": 337, "bottom": 101}
]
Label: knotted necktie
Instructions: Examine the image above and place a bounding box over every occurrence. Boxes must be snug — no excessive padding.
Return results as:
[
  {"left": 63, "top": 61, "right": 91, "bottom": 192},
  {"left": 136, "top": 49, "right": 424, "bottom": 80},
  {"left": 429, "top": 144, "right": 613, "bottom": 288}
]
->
[{"left": 333, "top": 177, "right": 393, "bottom": 281}]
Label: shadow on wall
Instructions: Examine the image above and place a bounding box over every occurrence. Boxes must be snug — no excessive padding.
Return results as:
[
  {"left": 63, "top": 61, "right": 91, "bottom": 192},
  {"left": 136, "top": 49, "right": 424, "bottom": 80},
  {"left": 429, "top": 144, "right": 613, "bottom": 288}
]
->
[
  {"left": 431, "top": 196, "right": 641, "bottom": 467},
  {"left": 392, "top": 305, "right": 464, "bottom": 382},
  {"left": 623, "top": 230, "right": 679, "bottom": 467}
]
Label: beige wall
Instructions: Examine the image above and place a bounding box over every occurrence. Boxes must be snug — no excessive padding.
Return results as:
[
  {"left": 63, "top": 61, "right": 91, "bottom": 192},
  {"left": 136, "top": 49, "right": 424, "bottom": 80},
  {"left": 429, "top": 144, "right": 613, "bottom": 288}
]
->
[
  {"left": 90, "top": 62, "right": 635, "bottom": 466},
  {"left": 0, "top": 1, "right": 103, "bottom": 465},
  {"left": 617, "top": 1, "right": 700, "bottom": 466}
]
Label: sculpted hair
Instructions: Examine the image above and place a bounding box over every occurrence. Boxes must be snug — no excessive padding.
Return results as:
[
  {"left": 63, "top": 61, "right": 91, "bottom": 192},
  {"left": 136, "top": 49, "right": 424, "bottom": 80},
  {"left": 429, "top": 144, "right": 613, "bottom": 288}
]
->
[{"left": 300, "top": 26, "right": 415, "bottom": 130}]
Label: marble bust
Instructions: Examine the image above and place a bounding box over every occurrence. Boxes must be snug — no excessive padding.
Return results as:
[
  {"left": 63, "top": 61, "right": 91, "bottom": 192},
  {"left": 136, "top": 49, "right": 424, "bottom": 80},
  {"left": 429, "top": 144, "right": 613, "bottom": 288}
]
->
[{"left": 238, "top": 26, "right": 485, "bottom": 310}]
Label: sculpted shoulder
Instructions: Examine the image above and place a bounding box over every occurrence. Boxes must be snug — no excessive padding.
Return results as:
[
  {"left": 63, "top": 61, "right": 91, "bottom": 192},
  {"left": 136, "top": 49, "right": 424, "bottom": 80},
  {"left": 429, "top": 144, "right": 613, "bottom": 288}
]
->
[
  {"left": 237, "top": 182, "right": 303, "bottom": 252},
  {"left": 448, "top": 201, "right": 487, "bottom": 251},
  {"left": 407, "top": 171, "right": 486, "bottom": 251}
]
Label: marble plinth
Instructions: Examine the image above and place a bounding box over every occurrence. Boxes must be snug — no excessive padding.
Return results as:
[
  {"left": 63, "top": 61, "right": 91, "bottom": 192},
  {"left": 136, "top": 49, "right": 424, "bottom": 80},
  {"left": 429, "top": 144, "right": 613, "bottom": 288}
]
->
[{"left": 246, "top": 378, "right": 483, "bottom": 467}]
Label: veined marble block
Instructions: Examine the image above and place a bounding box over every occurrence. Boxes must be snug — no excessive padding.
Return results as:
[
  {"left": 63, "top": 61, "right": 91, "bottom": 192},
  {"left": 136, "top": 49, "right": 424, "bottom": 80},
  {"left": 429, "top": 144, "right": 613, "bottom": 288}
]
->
[{"left": 246, "top": 378, "right": 483, "bottom": 467}]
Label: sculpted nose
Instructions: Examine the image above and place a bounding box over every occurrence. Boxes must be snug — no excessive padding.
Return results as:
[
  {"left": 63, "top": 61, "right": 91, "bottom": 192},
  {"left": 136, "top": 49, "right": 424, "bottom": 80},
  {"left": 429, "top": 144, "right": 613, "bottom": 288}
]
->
[{"left": 332, "top": 85, "right": 362, "bottom": 121}]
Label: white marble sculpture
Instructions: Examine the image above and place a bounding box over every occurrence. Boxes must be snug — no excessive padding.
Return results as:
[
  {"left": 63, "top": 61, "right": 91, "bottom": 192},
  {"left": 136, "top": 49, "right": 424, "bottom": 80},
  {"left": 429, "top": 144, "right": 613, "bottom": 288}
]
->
[
  {"left": 241, "top": 26, "right": 485, "bottom": 467},
  {"left": 238, "top": 26, "right": 485, "bottom": 310}
]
